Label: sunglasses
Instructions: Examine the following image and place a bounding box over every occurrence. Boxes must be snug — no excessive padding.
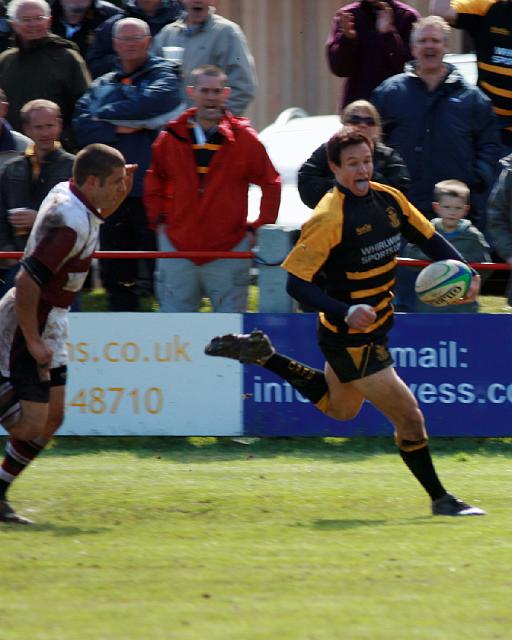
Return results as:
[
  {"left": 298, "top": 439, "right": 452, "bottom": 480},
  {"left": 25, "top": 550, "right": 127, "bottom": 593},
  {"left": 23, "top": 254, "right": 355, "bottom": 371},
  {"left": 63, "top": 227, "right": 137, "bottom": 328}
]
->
[{"left": 347, "top": 115, "right": 376, "bottom": 126}]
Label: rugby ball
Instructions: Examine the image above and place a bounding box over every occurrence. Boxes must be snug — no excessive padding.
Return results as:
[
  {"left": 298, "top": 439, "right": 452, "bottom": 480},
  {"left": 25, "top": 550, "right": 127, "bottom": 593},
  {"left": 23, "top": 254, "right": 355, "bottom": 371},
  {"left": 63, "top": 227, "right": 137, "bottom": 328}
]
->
[{"left": 414, "top": 259, "right": 472, "bottom": 307}]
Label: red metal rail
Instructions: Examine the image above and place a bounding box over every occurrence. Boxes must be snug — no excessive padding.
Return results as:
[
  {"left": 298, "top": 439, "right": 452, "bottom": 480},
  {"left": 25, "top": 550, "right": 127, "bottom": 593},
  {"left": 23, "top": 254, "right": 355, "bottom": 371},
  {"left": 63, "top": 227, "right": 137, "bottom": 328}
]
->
[{"left": 0, "top": 251, "right": 509, "bottom": 270}]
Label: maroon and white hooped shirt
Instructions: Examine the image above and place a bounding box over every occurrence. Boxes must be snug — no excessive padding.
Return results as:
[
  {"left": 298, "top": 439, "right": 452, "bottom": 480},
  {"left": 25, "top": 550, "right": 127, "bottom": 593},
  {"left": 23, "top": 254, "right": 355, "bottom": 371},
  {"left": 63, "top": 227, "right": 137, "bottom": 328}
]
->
[{"left": 0, "top": 181, "right": 103, "bottom": 375}]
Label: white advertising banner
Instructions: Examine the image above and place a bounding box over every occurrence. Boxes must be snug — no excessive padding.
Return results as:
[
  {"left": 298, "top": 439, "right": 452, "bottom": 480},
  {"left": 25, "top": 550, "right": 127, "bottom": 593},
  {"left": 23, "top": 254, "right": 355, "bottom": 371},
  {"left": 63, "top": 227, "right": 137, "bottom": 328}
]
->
[{"left": 60, "top": 313, "right": 243, "bottom": 436}]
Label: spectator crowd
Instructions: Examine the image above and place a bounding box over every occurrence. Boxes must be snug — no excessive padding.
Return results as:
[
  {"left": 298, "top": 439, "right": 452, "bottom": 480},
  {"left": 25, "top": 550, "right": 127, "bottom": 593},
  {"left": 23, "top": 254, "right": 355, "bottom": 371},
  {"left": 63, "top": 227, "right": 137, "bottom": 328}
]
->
[{"left": 0, "top": 0, "right": 511, "bottom": 313}]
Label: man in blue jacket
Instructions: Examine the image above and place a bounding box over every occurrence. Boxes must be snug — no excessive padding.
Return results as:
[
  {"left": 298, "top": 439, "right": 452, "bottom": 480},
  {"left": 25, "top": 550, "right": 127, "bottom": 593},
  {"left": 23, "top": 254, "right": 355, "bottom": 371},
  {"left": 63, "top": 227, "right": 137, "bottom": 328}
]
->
[
  {"left": 73, "top": 17, "right": 181, "bottom": 310},
  {"left": 371, "top": 15, "right": 499, "bottom": 231},
  {"left": 87, "top": 0, "right": 182, "bottom": 78}
]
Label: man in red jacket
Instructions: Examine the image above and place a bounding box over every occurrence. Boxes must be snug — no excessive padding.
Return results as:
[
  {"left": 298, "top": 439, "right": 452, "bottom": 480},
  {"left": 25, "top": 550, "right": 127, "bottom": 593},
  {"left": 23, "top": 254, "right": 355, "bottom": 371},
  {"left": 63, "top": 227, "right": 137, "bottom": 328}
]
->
[{"left": 144, "top": 64, "right": 281, "bottom": 312}]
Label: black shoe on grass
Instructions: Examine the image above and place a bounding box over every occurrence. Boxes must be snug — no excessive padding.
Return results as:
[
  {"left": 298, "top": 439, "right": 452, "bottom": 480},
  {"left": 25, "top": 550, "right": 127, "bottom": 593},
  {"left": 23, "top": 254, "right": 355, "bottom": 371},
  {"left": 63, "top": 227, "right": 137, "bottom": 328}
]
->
[
  {"left": 0, "top": 500, "right": 33, "bottom": 525},
  {"left": 432, "top": 493, "right": 486, "bottom": 516},
  {"left": 205, "top": 329, "right": 275, "bottom": 364}
]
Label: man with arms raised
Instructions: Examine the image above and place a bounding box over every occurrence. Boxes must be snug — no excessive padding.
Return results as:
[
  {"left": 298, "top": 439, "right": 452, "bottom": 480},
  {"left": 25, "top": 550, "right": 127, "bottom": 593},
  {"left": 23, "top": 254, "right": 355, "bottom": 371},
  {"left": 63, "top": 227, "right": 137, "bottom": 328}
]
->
[
  {"left": 206, "top": 129, "right": 485, "bottom": 517},
  {"left": 0, "top": 143, "right": 133, "bottom": 524}
]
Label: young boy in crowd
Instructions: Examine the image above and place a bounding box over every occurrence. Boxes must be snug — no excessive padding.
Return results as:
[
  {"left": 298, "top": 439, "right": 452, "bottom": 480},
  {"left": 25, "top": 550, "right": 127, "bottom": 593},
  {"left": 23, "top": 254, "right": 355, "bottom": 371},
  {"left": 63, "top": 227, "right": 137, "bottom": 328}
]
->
[{"left": 403, "top": 179, "right": 490, "bottom": 313}]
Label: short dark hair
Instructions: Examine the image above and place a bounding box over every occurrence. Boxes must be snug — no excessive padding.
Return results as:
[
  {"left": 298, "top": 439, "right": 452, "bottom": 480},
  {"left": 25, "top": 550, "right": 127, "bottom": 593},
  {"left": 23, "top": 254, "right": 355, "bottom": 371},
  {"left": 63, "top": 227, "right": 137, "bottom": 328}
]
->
[
  {"left": 434, "top": 179, "right": 470, "bottom": 204},
  {"left": 190, "top": 64, "right": 227, "bottom": 87},
  {"left": 73, "top": 144, "right": 125, "bottom": 187},
  {"left": 327, "top": 128, "right": 373, "bottom": 167}
]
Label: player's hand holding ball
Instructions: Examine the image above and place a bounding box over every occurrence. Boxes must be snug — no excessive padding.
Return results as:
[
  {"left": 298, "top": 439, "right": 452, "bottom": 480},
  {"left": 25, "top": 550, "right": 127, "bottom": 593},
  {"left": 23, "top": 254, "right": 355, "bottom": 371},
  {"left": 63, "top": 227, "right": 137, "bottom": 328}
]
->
[
  {"left": 461, "top": 271, "right": 481, "bottom": 304},
  {"left": 415, "top": 259, "right": 478, "bottom": 306}
]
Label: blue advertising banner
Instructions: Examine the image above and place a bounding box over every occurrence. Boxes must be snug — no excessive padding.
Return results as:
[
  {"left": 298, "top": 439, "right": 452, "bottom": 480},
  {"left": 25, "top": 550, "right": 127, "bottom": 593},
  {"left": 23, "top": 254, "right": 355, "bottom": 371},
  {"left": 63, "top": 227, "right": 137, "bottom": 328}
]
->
[{"left": 243, "top": 313, "right": 512, "bottom": 437}]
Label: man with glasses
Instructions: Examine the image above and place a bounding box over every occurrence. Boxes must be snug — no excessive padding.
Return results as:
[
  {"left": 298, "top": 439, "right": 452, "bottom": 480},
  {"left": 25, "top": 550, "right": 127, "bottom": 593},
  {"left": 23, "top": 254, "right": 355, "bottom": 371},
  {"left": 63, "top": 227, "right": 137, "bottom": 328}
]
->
[
  {"left": 73, "top": 17, "right": 181, "bottom": 311},
  {"left": 299, "top": 99, "right": 409, "bottom": 210},
  {"left": 87, "top": 0, "right": 182, "bottom": 78},
  {"left": 0, "top": 0, "right": 91, "bottom": 151}
]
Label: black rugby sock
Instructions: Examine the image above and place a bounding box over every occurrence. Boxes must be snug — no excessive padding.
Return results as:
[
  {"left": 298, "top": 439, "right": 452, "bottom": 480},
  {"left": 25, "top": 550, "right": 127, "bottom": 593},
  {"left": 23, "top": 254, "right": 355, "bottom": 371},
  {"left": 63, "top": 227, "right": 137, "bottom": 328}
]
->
[
  {"left": 399, "top": 445, "right": 446, "bottom": 500},
  {"left": 0, "top": 436, "right": 49, "bottom": 500},
  {"left": 262, "top": 353, "right": 328, "bottom": 403}
]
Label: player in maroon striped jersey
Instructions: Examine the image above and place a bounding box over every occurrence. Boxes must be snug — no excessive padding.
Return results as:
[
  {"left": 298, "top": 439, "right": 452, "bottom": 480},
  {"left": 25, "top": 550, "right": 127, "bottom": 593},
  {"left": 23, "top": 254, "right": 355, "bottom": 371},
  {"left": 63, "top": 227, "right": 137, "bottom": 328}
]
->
[{"left": 0, "top": 143, "right": 134, "bottom": 524}]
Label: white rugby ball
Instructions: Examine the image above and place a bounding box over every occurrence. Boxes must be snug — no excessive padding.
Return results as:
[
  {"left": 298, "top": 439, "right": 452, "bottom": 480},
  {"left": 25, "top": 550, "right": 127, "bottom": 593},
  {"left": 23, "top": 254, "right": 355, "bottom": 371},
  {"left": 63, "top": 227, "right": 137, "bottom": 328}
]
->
[{"left": 414, "top": 259, "right": 472, "bottom": 307}]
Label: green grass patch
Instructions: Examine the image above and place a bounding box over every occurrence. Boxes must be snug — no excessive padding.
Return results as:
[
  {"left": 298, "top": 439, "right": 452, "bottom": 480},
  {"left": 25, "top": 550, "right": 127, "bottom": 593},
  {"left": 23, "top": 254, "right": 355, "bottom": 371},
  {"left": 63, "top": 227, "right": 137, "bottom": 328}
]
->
[
  {"left": 1, "top": 437, "right": 510, "bottom": 640},
  {"left": 81, "top": 287, "right": 508, "bottom": 314},
  {"left": 81, "top": 285, "right": 259, "bottom": 313}
]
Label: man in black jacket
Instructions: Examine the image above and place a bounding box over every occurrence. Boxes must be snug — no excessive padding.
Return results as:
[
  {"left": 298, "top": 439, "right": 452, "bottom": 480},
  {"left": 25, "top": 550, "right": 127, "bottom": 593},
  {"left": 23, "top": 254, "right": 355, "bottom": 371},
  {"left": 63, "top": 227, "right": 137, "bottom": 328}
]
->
[
  {"left": 0, "top": 0, "right": 91, "bottom": 150},
  {"left": 0, "top": 99, "right": 74, "bottom": 297},
  {"left": 50, "top": 0, "right": 122, "bottom": 61}
]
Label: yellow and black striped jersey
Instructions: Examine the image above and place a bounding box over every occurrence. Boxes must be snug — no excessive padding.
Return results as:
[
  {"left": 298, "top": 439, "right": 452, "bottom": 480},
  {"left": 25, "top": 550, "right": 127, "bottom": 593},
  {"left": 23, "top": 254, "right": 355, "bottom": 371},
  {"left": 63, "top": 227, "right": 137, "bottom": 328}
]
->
[
  {"left": 453, "top": 0, "right": 512, "bottom": 143},
  {"left": 282, "top": 183, "right": 435, "bottom": 345}
]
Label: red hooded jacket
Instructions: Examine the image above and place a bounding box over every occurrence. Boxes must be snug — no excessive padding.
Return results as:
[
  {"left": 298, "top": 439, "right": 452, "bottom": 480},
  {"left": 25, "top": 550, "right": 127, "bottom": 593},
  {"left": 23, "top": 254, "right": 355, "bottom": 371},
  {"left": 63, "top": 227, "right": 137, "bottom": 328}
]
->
[{"left": 144, "top": 108, "right": 281, "bottom": 265}]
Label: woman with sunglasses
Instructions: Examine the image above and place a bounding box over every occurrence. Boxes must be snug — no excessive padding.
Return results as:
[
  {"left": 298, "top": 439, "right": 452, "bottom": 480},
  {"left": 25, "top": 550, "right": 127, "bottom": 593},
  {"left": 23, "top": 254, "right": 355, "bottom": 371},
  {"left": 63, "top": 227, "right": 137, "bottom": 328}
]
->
[{"left": 298, "top": 100, "right": 410, "bottom": 209}]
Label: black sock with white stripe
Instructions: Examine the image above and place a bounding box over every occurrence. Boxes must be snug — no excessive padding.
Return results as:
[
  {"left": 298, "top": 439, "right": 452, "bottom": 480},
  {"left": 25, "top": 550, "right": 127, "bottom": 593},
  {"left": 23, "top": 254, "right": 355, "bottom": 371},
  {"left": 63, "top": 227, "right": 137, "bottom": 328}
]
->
[{"left": 0, "top": 436, "right": 49, "bottom": 500}]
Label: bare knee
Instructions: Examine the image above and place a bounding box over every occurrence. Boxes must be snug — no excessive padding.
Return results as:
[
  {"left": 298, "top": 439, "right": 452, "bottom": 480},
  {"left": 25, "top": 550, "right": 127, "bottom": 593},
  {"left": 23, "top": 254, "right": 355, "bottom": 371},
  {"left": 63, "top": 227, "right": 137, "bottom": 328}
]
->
[
  {"left": 394, "top": 406, "right": 427, "bottom": 448},
  {"left": 325, "top": 400, "right": 363, "bottom": 421}
]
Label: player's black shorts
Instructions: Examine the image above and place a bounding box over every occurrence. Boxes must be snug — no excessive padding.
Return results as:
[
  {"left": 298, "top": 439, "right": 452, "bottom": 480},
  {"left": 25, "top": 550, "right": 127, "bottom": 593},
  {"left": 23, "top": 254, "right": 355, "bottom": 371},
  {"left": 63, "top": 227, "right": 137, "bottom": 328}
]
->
[
  {"left": 2, "top": 366, "right": 67, "bottom": 404},
  {"left": 6, "top": 320, "right": 68, "bottom": 402},
  {"left": 318, "top": 324, "right": 394, "bottom": 383}
]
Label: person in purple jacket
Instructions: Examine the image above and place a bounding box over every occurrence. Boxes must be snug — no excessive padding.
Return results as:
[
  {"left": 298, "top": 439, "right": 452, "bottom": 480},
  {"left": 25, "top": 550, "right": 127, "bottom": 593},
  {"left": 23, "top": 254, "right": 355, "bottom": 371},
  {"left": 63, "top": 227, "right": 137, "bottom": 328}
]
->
[{"left": 326, "top": 0, "right": 420, "bottom": 112}]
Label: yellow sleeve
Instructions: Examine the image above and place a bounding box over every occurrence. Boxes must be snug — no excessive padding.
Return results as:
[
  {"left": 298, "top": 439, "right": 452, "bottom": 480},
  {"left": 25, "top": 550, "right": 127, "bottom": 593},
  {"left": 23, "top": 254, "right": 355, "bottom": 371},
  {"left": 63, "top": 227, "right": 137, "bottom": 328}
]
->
[
  {"left": 282, "top": 196, "right": 343, "bottom": 282},
  {"left": 402, "top": 200, "right": 436, "bottom": 239},
  {"left": 371, "top": 182, "right": 435, "bottom": 240},
  {"left": 452, "top": 0, "right": 496, "bottom": 16}
]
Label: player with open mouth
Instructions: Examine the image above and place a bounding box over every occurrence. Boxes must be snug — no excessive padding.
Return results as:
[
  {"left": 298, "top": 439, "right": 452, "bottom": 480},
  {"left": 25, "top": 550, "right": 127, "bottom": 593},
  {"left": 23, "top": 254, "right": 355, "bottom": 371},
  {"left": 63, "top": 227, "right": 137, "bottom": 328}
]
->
[{"left": 206, "top": 127, "right": 485, "bottom": 517}]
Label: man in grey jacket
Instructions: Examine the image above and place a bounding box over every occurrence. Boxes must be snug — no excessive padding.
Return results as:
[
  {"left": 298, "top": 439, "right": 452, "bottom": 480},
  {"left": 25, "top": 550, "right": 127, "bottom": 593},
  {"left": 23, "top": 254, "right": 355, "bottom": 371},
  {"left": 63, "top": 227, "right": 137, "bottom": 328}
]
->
[{"left": 152, "top": 0, "right": 257, "bottom": 115}]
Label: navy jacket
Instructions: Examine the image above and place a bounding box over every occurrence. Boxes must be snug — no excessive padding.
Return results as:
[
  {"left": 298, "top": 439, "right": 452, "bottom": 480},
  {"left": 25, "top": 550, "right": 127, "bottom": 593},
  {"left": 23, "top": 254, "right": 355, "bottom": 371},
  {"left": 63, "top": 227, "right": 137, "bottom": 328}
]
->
[
  {"left": 372, "top": 62, "right": 500, "bottom": 229},
  {"left": 87, "top": 0, "right": 182, "bottom": 78},
  {"left": 73, "top": 55, "right": 181, "bottom": 196},
  {"left": 50, "top": 0, "right": 122, "bottom": 60}
]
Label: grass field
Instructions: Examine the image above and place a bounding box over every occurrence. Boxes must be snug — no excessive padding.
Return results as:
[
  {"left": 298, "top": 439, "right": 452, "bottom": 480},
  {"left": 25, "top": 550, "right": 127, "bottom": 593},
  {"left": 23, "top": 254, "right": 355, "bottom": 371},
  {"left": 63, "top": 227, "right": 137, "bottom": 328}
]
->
[
  {"left": 1, "top": 437, "right": 510, "bottom": 640},
  {"left": 81, "top": 286, "right": 509, "bottom": 314}
]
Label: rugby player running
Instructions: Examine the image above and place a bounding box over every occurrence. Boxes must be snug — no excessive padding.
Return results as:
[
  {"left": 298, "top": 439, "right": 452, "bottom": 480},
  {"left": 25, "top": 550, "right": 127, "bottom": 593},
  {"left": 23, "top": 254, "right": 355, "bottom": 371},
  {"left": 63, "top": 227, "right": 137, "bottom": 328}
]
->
[
  {"left": 0, "top": 144, "right": 134, "bottom": 524},
  {"left": 206, "top": 129, "right": 485, "bottom": 517}
]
